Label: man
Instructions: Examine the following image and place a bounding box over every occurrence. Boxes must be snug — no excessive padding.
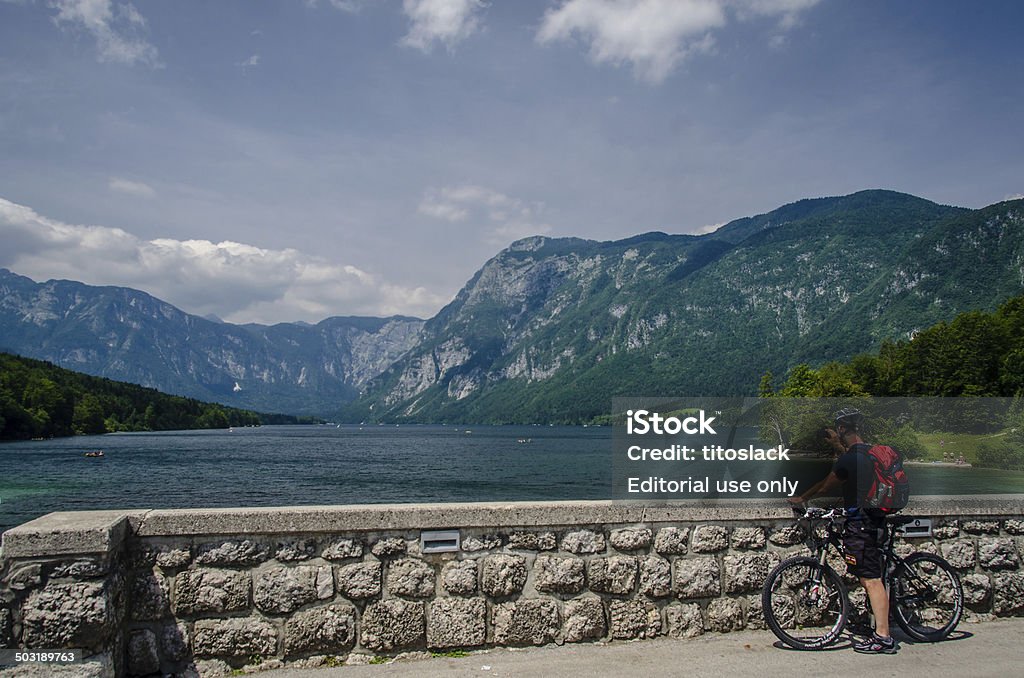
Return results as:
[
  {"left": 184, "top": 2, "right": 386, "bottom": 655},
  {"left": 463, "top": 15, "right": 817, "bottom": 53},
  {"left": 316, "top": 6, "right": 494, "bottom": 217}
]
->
[{"left": 788, "top": 408, "right": 897, "bottom": 654}]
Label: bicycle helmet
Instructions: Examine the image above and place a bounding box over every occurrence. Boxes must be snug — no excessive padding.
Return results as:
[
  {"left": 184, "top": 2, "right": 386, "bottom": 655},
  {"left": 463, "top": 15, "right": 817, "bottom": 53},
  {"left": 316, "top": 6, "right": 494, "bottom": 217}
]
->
[{"left": 833, "top": 407, "right": 865, "bottom": 430}]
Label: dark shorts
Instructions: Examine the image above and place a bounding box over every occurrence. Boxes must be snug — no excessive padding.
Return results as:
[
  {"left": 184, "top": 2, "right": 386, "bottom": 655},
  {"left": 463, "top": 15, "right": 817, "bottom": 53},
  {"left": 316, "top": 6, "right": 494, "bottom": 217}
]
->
[{"left": 843, "top": 516, "right": 885, "bottom": 579}]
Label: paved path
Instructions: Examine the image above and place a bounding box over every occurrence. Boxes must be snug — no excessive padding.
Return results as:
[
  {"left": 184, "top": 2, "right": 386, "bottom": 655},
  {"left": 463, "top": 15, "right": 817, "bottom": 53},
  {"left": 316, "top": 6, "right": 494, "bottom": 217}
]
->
[{"left": 263, "top": 617, "right": 1024, "bottom": 678}]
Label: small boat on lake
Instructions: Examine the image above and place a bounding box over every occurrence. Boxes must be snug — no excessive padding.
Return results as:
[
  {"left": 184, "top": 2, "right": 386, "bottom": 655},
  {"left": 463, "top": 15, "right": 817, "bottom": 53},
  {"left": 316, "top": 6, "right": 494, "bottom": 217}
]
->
[{"left": 84, "top": 450, "right": 105, "bottom": 458}]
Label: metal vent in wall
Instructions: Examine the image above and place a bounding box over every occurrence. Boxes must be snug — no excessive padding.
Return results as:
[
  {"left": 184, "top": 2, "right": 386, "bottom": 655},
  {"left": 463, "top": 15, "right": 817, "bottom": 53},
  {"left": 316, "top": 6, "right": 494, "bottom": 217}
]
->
[
  {"left": 897, "top": 517, "right": 933, "bottom": 538},
  {"left": 421, "top": 530, "right": 460, "bottom": 553}
]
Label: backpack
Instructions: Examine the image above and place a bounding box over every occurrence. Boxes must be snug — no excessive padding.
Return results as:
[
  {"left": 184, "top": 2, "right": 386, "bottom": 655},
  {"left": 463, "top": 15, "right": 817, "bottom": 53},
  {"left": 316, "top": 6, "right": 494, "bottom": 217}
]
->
[{"left": 859, "top": 444, "right": 910, "bottom": 513}]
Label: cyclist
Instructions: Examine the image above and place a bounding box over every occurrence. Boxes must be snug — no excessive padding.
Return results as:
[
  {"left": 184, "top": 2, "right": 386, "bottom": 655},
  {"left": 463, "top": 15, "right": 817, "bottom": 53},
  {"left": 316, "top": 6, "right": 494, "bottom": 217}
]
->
[{"left": 788, "top": 408, "right": 897, "bottom": 654}]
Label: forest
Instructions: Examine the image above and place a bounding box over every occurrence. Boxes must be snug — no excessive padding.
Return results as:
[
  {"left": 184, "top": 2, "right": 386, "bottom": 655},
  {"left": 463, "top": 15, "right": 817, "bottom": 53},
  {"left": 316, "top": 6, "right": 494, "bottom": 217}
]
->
[
  {"left": 0, "top": 352, "right": 306, "bottom": 441},
  {"left": 761, "top": 295, "right": 1024, "bottom": 470}
]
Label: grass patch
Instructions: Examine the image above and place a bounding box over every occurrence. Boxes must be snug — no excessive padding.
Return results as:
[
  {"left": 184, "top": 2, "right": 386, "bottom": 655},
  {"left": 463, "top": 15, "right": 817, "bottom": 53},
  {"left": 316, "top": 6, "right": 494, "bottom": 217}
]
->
[
  {"left": 369, "top": 656, "right": 390, "bottom": 665},
  {"left": 914, "top": 431, "right": 1007, "bottom": 464},
  {"left": 430, "top": 650, "right": 470, "bottom": 658}
]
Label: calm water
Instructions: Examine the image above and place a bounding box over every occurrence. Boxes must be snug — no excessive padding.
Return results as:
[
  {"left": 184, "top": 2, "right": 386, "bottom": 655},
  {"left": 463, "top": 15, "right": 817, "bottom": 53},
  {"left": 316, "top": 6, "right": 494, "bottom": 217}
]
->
[{"left": 2, "top": 425, "right": 1022, "bottom": 536}]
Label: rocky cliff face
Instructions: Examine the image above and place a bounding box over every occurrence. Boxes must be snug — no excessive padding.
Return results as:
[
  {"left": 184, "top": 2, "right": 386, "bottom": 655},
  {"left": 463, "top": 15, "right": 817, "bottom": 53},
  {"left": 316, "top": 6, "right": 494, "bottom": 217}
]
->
[
  {"left": 350, "top": 192, "right": 1024, "bottom": 423},
  {"left": 0, "top": 270, "right": 423, "bottom": 415}
]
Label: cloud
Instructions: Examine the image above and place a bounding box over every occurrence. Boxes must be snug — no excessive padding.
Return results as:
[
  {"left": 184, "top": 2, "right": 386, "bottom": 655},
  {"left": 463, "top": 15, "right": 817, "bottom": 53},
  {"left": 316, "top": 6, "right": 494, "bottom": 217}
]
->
[
  {"left": 537, "top": 0, "right": 820, "bottom": 83},
  {"left": 50, "top": 0, "right": 159, "bottom": 66},
  {"left": 693, "top": 221, "right": 725, "bottom": 235},
  {"left": 238, "top": 54, "right": 260, "bottom": 68},
  {"left": 0, "top": 197, "right": 447, "bottom": 324},
  {"left": 1004, "top": 193, "right": 1024, "bottom": 201},
  {"left": 400, "top": 0, "right": 485, "bottom": 52},
  {"left": 108, "top": 177, "right": 156, "bottom": 198},
  {"left": 418, "top": 185, "right": 551, "bottom": 245}
]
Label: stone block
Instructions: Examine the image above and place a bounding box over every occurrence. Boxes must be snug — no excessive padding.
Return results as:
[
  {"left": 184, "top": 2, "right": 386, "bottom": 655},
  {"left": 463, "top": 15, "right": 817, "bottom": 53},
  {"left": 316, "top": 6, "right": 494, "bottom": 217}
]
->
[
  {"left": 961, "top": 573, "right": 991, "bottom": 607},
  {"left": 993, "top": 573, "right": 1024, "bottom": 615},
  {"left": 155, "top": 549, "right": 192, "bottom": 571},
  {"left": 130, "top": 570, "right": 170, "bottom": 621},
  {"left": 371, "top": 537, "right": 407, "bottom": 557},
  {"left": 933, "top": 525, "right": 960, "bottom": 540},
  {"left": 608, "top": 600, "right": 660, "bottom": 639},
  {"left": 588, "top": 556, "right": 638, "bottom": 595},
  {"left": 336, "top": 562, "right": 382, "bottom": 600},
  {"left": 173, "top": 568, "right": 250, "bottom": 616},
  {"left": 731, "top": 527, "right": 766, "bottom": 550},
  {"left": 4, "top": 563, "right": 42, "bottom": 591},
  {"left": 665, "top": 603, "right": 704, "bottom": 638},
  {"left": 506, "top": 531, "right": 555, "bottom": 551},
  {"left": 639, "top": 556, "right": 671, "bottom": 598},
  {"left": 768, "top": 525, "right": 805, "bottom": 546},
  {"left": 194, "top": 539, "right": 268, "bottom": 566},
  {"left": 0, "top": 606, "right": 12, "bottom": 648},
  {"left": 745, "top": 594, "right": 765, "bottom": 630},
  {"left": 654, "top": 527, "right": 689, "bottom": 555},
  {"left": 723, "top": 553, "right": 777, "bottom": 594},
  {"left": 284, "top": 603, "right": 357, "bottom": 655},
  {"left": 442, "top": 559, "right": 478, "bottom": 595},
  {"left": 672, "top": 557, "right": 721, "bottom": 599},
  {"left": 321, "top": 538, "right": 363, "bottom": 561},
  {"left": 979, "top": 539, "right": 1020, "bottom": 570},
  {"left": 691, "top": 525, "right": 728, "bottom": 553},
  {"left": 1004, "top": 520, "right": 1024, "bottom": 536},
  {"left": 52, "top": 559, "right": 108, "bottom": 579},
  {"left": 707, "top": 598, "right": 744, "bottom": 632},
  {"left": 534, "top": 555, "right": 586, "bottom": 594},
  {"left": 481, "top": 554, "right": 527, "bottom": 597},
  {"left": 127, "top": 629, "right": 160, "bottom": 676},
  {"left": 563, "top": 598, "right": 606, "bottom": 642},
  {"left": 462, "top": 534, "right": 503, "bottom": 552},
  {"left": 940, "top": 540, "right": 977, "bottom": 570},
  {"left": 610, "top": 528, "right": 652, "bottom": 551},
  {"left": 254, "top": 565, "right": 333, "bottom": 614},
  {"left": 360, "top": 600, "right": 425, "bottom": 651},
  {"left": 161, "top": 622, "right": 190, "bottom": 662},
  {"left": 21, "top": 582, "right": 112, "bottom": 650},
  {"left": 427, "top": 597, "right": 487, "bottom": 649},
  {"left": 492, "top": 600, "right": 559, "bottom": 646},
  {"left": 388, "top": 558, "right": 436, "bottom": 598},
  {"left": 561, "top": 529, "right": 606, "bottom": 555},
  {"left": 275, "top": 539, "right": 317, "bottom": 562},
  {"left": 963, "top": 521, "right": 1000, "bottom": 535},
  {"left": 193, "top": 617, "right": 277, "bottom": 658}
]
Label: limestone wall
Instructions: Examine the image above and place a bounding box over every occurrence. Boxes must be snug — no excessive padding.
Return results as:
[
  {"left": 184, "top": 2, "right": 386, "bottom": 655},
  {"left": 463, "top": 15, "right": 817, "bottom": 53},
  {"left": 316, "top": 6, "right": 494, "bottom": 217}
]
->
[{"left": 1, "top": 497, "right": 1023, "bottom": 677}]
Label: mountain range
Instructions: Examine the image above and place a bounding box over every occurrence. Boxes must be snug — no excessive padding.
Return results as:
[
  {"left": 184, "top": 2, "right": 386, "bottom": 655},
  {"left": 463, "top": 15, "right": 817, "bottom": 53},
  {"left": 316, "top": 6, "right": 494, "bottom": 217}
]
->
[{"left": 2, "top": 190, "right": 1022, "bottom": 422}]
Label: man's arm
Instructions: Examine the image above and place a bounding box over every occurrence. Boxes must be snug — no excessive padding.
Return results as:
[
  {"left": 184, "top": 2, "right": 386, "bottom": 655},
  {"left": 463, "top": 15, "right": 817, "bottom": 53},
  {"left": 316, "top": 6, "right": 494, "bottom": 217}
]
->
[{"left": 788, "top": 471, "right": 842, "bottom": 505}]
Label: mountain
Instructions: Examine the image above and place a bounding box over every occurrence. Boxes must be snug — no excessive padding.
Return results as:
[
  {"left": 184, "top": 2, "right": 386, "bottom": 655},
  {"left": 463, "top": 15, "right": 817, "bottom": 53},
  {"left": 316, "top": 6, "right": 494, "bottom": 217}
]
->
[
  {"left": 346, "top": 191, "right": 1024, "bottom": 423},
  {"left": 3, "top": 190, "right": 1021, "bottom": 423},
  {"left": 0, "top": 270, "right": 423, "bottom": 415}
]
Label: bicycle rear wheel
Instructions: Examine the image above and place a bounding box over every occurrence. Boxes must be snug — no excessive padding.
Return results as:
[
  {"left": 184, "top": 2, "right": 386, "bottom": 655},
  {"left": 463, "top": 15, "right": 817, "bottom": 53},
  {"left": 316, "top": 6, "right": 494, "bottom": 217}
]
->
[
  {"left": 762, "top": 556, "right": 849, "bottom": 650},
  {"left": 891, "top": 552, "right": 963, "bottom": 642}
]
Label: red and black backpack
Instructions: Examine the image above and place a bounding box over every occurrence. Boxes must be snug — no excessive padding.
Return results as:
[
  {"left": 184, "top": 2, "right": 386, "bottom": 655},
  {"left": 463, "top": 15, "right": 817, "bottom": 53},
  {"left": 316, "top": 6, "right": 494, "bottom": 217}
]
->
[{"left": 858, "top": 444, "right": 910, "bottom": 513}]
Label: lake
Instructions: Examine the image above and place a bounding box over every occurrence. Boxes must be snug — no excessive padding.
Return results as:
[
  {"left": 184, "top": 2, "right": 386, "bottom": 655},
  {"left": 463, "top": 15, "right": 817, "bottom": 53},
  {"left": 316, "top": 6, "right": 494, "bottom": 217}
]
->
[{"left": 2, "top": 425, "right": 1022, "bottom": 536}]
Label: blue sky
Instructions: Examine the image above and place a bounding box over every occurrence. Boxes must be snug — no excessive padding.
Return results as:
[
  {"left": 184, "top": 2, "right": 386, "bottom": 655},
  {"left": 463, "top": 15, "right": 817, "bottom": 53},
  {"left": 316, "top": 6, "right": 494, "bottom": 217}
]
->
[{"left": 1, "top": 0, "right": 1022, "bottom": 324}]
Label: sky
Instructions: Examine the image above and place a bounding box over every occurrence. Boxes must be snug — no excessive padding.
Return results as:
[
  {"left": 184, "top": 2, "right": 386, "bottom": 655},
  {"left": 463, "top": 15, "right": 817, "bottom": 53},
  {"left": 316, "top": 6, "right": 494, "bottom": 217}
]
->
[{"left": 1, "top": 0, "right": 1022, "bottom": 325}]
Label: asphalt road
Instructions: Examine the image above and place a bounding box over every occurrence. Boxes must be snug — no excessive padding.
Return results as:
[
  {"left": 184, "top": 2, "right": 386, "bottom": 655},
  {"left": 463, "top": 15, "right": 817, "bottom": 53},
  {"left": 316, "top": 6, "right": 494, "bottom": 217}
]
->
[{"left": 262, "top": 617, "right": 1024, "bottom": 678}]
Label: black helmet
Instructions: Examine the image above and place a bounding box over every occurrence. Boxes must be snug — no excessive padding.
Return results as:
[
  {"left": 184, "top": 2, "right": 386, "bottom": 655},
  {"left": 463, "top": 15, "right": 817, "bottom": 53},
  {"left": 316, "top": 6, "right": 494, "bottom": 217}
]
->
[{"left": 833, "top": 407, "right": 864, "bottom": 430}]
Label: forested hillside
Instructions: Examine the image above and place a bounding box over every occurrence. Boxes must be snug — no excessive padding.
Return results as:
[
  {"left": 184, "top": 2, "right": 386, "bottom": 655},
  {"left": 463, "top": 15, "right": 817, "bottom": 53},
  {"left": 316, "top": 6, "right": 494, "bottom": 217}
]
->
[
  {"left": 0, "top": 352, "right": 305, "bottom": 441},
  {"left": 765, "top": 294, "right": 1024, "bottom": 398}
]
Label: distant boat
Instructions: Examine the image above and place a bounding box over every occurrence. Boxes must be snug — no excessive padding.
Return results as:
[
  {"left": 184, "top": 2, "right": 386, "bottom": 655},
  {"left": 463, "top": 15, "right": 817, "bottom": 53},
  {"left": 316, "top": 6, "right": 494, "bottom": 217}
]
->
[{"left": 84, "top": 450, "right": 104, "bottom": 458}]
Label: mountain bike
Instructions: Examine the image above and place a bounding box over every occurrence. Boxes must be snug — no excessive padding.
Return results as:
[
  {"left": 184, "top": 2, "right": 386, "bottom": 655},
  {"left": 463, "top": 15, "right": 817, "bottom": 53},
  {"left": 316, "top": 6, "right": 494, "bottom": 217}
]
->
[{"left": 761, "top": 506, "right": 963, "bottom": 650}]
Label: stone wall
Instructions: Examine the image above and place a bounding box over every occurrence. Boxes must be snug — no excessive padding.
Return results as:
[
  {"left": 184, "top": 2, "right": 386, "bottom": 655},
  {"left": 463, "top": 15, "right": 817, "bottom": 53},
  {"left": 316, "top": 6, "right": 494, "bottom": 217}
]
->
[{"left": 1, "top": 497, "right": 1023, "bottom": 677}]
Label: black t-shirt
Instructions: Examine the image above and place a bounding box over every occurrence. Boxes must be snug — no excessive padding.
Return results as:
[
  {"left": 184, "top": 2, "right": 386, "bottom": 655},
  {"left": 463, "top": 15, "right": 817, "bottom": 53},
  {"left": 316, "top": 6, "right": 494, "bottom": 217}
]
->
[{"left": 832, "top": 442, "right": 875, "bottom": 513}]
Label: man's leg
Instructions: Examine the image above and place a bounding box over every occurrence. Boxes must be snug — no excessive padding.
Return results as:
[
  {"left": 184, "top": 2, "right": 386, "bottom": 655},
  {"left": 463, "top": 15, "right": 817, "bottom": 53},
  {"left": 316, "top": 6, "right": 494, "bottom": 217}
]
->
[{"left": 861, "top": 576, "right": 889, "bottom": 638}]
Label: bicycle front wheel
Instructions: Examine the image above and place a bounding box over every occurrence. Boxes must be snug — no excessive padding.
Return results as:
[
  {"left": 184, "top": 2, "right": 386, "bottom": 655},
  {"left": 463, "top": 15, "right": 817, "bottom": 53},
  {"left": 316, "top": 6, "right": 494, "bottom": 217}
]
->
[
  {"left": 762, "top": 556, "right": 849, "bottom": 650},
  {"left": 891, "top": 552, "right": 963, "bottom": 642}
]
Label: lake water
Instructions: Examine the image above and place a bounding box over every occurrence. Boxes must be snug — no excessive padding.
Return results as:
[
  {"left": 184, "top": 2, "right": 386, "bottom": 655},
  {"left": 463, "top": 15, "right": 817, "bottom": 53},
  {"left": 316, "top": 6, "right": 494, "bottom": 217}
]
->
[{"left": 2, "top": 425, "right": 1022, "bottom": 536}]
